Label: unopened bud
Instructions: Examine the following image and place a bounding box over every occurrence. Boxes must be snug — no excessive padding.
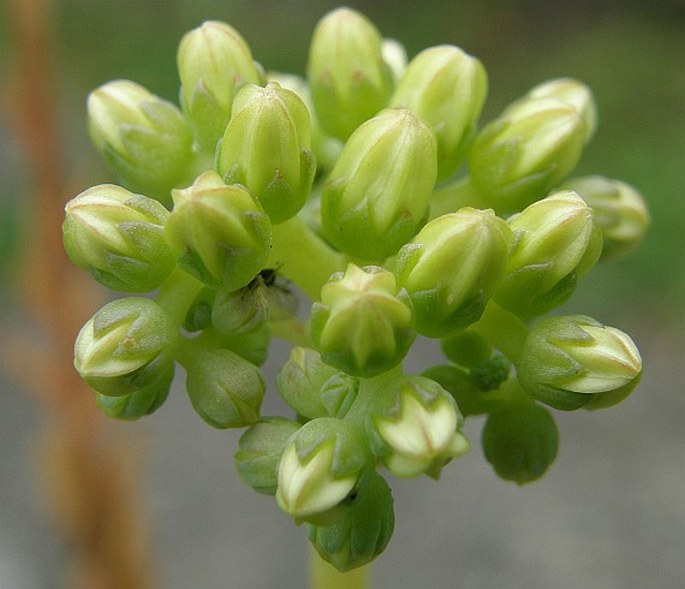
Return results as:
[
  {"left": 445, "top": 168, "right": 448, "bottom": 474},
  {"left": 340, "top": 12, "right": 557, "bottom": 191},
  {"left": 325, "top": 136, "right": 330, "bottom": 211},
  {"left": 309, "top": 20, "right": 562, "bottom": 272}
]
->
[
  {"left": 469, "top": 97, "right": 585, "bottom": 213},
  {"left": 74, "top": 297, "right": 178, "bottom": 397},
  {"left": 185, "top": 348, "right": 265, "bottom": 428},
  {"left": 482, "top": 402, "right": 559, "bottom": 484},
  {"left": 306, "top": 469, "right": 395, "bottom": 572},
  {"left": 63, "top": 184, "right": 175, "bottom": 292},
  {"left": 390, "top": 45, "right": 487, "bottom": 179},
  {"left": 369, "top": 375, "right": 468, "bottom": 478},
  {"left": 310, "top": 265, "right": 415, "bottom": 377},
  {"left": 235, "top": 417, "right": 301, "bottom": 495},
  {"left": 178, "top": 20, "right": 262, "bottom": 150},
  {"left": 495, "top": 191, "right": 602, "bottom": 318},
  {"left": 321, "top": 108, "right": 437, "bottom": 261},
  {"left": 276, "top": 418, "right": 368, "bottom": 520},
  {"left": 87, "top": 80, "right": 193, "bottom": 202},
  {"left": 218, "top": 82, "right": 316, "bottom": 223},
  {"left": 517, "top": 314, "right": 643, "bottom": 411},
  {"left": 395, "top": 208, "right": 511, "bottom": 336},
  {"left": 165, "top": 171, "right": 271, "bottom": 290},
  {"left": 307, "top": 7, "right": 393, "bottom": 140}
]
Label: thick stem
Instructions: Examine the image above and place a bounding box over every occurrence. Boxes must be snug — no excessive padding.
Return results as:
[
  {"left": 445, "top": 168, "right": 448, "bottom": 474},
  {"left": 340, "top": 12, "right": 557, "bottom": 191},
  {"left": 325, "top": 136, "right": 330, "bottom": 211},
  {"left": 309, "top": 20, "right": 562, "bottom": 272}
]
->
[
  {"left": 268, "top": 214, "right": 346, "bottom": 300},
  {"left": 471, "top": 301, "right": 530, "bottom": 364},
  {"left": 310, "top": 545, "right": 370, "bottom": 589},
  {"left": 429, "top": 176, "right": 490, "bottom": 219}
]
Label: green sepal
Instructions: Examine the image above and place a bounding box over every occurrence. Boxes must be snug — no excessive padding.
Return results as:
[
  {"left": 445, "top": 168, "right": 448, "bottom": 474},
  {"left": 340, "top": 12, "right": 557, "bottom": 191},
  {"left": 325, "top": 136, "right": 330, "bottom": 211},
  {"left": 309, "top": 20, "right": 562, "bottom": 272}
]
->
[
  {"left": 183, "top": 287, "right": 216, "bottom": 332},
  {"left": 94, "top": 363, "right": 174, "bottom": 419}
]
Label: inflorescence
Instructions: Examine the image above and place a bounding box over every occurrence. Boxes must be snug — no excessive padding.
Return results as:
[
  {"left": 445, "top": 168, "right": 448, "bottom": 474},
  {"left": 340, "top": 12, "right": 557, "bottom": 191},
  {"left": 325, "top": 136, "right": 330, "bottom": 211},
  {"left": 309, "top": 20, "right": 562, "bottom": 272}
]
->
[{"left": 63, "top": 7, "right": 648, "bottom": 571}]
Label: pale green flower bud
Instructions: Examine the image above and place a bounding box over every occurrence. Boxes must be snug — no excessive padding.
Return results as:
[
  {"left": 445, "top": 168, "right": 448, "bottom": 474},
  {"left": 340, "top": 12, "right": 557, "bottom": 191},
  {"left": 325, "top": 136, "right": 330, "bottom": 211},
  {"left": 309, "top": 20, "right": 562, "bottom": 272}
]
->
[
  {"left": 560, "top": 175, "right": 650, "bottom": 260},
  {"left": 395, "top": 208, "right": 512, "bottom": 337},
  {"left": 94, "top": 368, "right": 173, "bottom": 420},
  {"left": 165, "top": 171, "right": 271, "bottom": 290},
  {"left": 276, "top": 418, "right": 369, "bottom": 520},
  {"left": 390, "top": 45, "right": 487, "bottom": 179},
  {"left": 87, "top": 80, "right": 193, "bottom": 202},
  {"left": 185, "top": 348, "right": 265, "bottom": 428},
  {"left": 306, "top": 469, "right": 395, "bottom": 572},
  {"left": 469, "top": 97, "right": 585, "bottom": 213},
  {"left": 276, "top": 347, "right": 339, "bottom": 419},
  {"left": 178, "top": 21, "right": 262, "bottom": 150},
  {"left": 218, "top": 82, "right": 316, "bottom": 223},
  {"left": 521, "top": 78, "right": 597, "bottom": 143},
  {"left": 494, "top": 191, "right": 602, "bottom": 318},
  {"left": 482, "top": 402, "right": 559, "bottom": 484},
  {"left": 517, "top": 315, "right": 643, "bottom": 411},
  {"left": 63, "top": 184, "right": 175, "bottom": 292},
  {"left": 368, "top": 375, "right": 468, "bottom": 478},
  {"left": 235, "top": 417, "right": 301, "bottom": 495},
  {"left": 74, "top": 297, "right": 178, "bottom": 397},
  {"left": 307, "top": 7, "right": 394, "bottom": 140},
  {"left": 310, "top": 265, "right": 415, "bottom": 377},
  {"left": 321, "top": 108, "right": 438, "bottom": 261}
]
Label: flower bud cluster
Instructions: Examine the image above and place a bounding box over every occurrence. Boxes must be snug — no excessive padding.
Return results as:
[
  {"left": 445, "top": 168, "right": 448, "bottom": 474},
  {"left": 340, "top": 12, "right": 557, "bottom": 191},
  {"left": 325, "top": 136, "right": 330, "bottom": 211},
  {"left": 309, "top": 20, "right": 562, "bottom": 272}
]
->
[{"left": 64, "top": 6, "right": 648, "bottom": 573}]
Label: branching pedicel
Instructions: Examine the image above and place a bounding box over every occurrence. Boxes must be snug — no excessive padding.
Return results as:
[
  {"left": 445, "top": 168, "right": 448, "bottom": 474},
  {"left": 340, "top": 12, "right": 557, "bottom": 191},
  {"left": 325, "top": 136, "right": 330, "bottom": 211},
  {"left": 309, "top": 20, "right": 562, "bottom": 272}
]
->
[{"left": 63, "top": 7, "right": 648, "bottom": 572}]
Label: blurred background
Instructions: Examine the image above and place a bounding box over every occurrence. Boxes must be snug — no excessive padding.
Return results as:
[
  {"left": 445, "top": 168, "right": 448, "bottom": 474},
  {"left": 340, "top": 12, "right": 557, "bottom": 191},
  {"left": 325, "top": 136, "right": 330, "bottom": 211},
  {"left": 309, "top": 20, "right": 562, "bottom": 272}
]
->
[{"left": 1, "top": 0, "right": 684, "bottom": 587}]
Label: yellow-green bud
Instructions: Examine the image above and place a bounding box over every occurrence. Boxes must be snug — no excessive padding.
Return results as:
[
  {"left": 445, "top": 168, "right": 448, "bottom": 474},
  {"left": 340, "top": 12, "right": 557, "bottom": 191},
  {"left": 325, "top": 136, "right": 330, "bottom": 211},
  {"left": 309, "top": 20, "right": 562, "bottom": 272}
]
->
[
  {"left": 185, "top": 348, "right": 265, "bottom": 428},
  {"left": 165, "top": 171, "right": 271, "bottom": 290},
  {"left": 390, "top": 45, "right": 487, "bottom": 180},
  {"left": 368, "top": 375, "right": 468, "bottom": 479},
  {"left": 178, "top": 20, "right": 262, "bottom": 151},
  {"left": 560, "top": 175, "right": 650, "bottom": 260},
  {"left": 74, "top": 297, "right": 178, "bottom": 397},
  {"left": 520, "top": 78, "right": 597, "bottom": 144},
  {"left": 482, "top": 402, "right": 559, "bottom": 484},
  {"left": 382, "top": 38, "right": 407, "bottom": 80},
  {"left": 276, "top": 417, "right": 369, "bottom": 520},
  {"left": 395, "top": 208, "right": 512, "bottom": 337},
  {"left": 495, "top": 191, "right": 602, "bottom": 318},
  {"left": 310, "top": 265, "right": 415, "bottom": 377},
  {"left": 218, "top": 82, "right": 316, "bottom": 223},
  {"left": 517, "top": 315, "right": 643, "bottom": 411},
  {"left": 469, "top": 97, "right": 585, "bottom": 213},
  {"left": 321, "top": 108, "right": 438, "bottom": 261},
  {"left": 235, "top": 417, "right": 301, "bottom": 495},
  {"left": 63, "top": 184, "right": 175, "bottom": 292},
  {"left": 306, "top": 469, "right": 395, "bottom": 572},
  {"left": 307, "top": 7, "right": 394, "bottom": 140},
  {"left": 87, "top": 80, "right": 193, "bottom": 203}
]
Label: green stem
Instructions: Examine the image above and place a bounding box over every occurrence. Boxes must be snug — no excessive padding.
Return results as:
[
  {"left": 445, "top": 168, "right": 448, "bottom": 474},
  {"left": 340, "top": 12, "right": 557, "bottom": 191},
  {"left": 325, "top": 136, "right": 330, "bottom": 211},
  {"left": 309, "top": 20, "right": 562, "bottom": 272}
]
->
[
  {"left": 155, "top": 267, "right": 205, "bottom": 327},
  {"left": 429, "top": 175, "right": 490, "bottom": 219},
  {"left": 471, "top": 302, "right": 530, "bottom": 364},
  {"left": 310, "top": 545, "right": 369, "bottom": 589},
  {"left": 268, "top": 214, "right": 346, "bottom": 301}
]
